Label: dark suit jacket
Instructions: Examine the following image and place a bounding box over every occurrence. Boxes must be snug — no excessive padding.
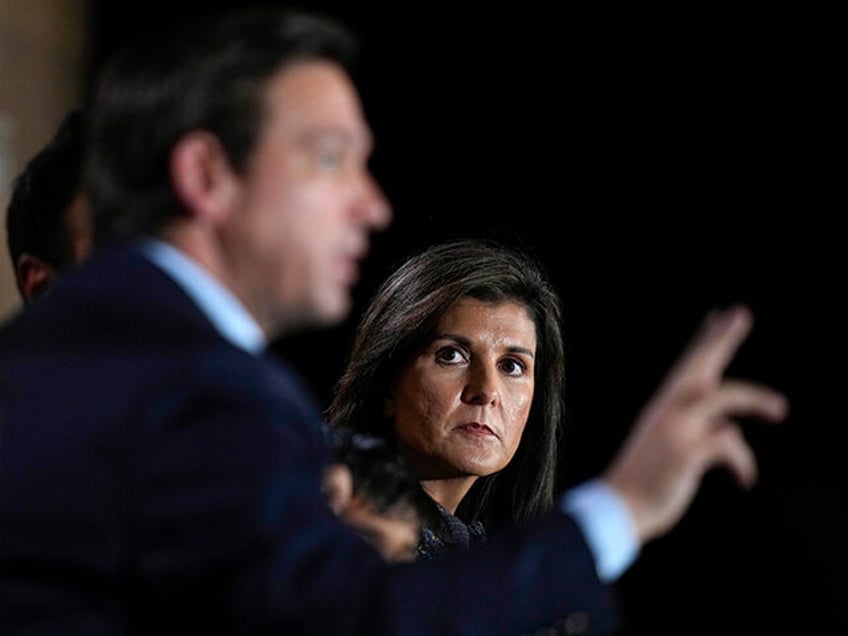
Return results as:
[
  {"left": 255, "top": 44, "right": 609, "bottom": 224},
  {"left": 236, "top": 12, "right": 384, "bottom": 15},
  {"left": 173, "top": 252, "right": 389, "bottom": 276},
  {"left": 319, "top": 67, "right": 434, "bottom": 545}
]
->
[{"left": 0, "top": 244, "right": 619, "bottom": 635}]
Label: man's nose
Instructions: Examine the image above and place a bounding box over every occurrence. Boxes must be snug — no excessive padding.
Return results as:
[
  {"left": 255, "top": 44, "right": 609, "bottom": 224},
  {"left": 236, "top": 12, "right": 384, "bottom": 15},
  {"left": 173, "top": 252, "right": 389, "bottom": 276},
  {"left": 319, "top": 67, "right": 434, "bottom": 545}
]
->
[{"left": 354, "top": 171, "right": 392, "bottom": 230}]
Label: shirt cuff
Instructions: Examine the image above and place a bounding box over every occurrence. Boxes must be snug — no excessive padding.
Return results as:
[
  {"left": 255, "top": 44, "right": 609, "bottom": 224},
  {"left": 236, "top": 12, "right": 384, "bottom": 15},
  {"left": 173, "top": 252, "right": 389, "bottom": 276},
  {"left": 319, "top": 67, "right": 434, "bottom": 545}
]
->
[{"left": 560, "top": 479, "right": 639, "bottom": 583}]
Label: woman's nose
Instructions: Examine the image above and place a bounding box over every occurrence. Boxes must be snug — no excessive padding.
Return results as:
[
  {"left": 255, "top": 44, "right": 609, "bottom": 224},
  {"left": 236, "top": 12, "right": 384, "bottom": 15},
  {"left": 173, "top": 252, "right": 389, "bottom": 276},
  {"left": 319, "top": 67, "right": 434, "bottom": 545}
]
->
[{"left": 461, "top": 360, "right": 499, "bottom": 406}]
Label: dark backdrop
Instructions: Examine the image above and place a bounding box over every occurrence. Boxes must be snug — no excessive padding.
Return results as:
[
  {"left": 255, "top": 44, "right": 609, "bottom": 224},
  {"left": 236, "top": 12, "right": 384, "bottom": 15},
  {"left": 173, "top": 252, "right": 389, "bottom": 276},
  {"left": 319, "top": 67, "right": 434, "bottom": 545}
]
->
[{"left": 85, "top": 3, "right": 844, "bottom": 634}]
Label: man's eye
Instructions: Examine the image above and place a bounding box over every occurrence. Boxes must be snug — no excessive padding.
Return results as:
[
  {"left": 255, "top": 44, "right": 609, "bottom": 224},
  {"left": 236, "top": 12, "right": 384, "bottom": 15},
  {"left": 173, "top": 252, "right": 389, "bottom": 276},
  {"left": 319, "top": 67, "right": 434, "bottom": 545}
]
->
[{"left": 317, "top": 151, "right": 342, "bottom": 170}]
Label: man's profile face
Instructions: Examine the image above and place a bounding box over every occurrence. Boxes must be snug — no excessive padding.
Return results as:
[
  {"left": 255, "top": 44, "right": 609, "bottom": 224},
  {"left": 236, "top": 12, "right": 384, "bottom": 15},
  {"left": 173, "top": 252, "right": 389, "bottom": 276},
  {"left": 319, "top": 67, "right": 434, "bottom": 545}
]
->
[
  {"left": 222, "top": 59, "right": 392, "bottom": 334},
  {"left": 15, "top": 190, "right": 92, "bottom": 302}
]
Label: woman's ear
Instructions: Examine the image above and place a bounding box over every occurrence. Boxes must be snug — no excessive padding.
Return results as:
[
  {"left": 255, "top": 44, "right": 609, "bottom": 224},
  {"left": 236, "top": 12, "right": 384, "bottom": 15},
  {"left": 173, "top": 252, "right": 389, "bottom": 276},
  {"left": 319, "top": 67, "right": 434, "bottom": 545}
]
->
[
  {"left": 321, "top": 464, "right": 354, "bottom": 516},
  {"left": 383, "top": 387, "right": 397, "bottom": 418},
  {"left": 383, "top": 397, "right": 396, "bottom": 418},
  {"left": 169, "top": 131, "right": 238, "bottom": 225}
]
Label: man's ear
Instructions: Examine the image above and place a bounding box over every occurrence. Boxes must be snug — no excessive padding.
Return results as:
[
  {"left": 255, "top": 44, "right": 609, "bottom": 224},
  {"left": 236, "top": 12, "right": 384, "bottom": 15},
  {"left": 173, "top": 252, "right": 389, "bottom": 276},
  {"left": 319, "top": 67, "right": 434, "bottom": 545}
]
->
[
  {"left": 169, "top": 131, "right": 238, "bottom": 225},
  {"left": 322, "top": 464, "right": 354, "bottom": 516},
  {"left": 16, "top": 254, "right": 57, "bottom": 302}
]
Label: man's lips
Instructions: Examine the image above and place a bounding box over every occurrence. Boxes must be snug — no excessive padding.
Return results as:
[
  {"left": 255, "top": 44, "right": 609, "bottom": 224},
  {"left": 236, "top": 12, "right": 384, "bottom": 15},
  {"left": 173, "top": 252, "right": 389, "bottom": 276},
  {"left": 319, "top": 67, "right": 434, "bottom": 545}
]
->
[
  {"left": 339, "top": 243, "right": 368, "bottom": 283},
  {"left": 339, "top": 252, "right": 364, "bottom": 283}
]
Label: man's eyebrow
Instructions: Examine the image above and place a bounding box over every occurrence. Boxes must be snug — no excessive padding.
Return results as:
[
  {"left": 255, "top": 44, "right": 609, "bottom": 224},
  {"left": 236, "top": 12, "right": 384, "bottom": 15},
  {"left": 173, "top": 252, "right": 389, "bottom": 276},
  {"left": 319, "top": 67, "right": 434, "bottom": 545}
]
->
[
  {"left": 297, "top": 129, "right": 351, "bottom": 147},
  {"left": 299, "top": 128, "right": 373, "bottom": 152}
]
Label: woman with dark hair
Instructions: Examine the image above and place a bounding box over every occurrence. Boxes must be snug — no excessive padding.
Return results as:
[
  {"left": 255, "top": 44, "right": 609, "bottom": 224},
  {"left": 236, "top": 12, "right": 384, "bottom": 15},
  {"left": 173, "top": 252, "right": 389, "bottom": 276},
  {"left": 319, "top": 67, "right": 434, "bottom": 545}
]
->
[{"left": 328, "top": 238, "right": 568, "bottom": 558}]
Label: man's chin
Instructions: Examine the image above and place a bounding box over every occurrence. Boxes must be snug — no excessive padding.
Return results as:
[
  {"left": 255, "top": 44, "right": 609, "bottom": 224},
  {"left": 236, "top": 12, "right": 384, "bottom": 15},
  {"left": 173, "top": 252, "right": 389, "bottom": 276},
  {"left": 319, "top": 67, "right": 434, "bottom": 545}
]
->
[{"left": 291, "top": 294, "right": 352, "bottom": 333}]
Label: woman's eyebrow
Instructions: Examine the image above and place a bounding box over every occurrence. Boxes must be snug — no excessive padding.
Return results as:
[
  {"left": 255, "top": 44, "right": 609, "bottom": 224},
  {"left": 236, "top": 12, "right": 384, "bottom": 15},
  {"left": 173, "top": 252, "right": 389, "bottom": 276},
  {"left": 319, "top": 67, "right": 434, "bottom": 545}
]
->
[{"left": 433, "top": 333, "right": 534, "bottom": 358}]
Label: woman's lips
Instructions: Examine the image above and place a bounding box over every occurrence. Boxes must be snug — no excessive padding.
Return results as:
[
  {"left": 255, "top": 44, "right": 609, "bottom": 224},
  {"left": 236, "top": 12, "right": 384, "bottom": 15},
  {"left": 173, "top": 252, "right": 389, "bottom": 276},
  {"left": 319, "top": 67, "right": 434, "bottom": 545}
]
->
[{"left": 457, "top": 422, "right": 497, "bottom": 437}]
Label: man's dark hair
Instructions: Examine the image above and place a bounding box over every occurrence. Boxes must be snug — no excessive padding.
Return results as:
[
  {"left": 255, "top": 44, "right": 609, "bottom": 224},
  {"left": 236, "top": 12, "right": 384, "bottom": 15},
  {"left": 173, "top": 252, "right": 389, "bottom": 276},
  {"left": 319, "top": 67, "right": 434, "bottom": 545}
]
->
[
  {"left": 6, "top": 108, "right": 85, "bottom": 291},
  {"left": 87, "top": 8, "right": 359, "bottom": 243},
  {"left": 332, "top": 433, "right": 424, "bottom": 516}
]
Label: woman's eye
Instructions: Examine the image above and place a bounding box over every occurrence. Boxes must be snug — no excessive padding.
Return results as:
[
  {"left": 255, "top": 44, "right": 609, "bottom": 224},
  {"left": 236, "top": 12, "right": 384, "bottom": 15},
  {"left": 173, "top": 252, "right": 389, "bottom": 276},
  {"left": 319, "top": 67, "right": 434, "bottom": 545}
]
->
[
  {"left": 435, "top": 347, "right": 465, "bottom": 364},
  {"left": 500, "top": 358, "right": 526, "bottom": 376}
]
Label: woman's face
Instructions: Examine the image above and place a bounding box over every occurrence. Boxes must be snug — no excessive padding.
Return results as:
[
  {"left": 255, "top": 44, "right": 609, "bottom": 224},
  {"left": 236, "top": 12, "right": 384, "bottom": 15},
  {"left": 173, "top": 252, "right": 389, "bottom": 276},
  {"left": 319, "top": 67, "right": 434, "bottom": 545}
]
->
[{"left": 388, "top": 298, "right": 536, "bottom": 481}]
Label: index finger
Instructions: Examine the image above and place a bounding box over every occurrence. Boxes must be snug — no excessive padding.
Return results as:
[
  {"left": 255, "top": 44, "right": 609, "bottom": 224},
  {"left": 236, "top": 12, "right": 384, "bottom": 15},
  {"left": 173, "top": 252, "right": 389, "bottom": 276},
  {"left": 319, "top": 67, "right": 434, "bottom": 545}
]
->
[{"left": 662, "top": 304, "right": 753, "bottom": 393}]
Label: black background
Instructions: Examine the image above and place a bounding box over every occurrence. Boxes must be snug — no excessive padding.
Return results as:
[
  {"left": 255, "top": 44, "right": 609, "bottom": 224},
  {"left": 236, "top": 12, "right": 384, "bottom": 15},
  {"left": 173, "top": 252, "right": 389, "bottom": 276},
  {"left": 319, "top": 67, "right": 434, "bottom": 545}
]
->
[{"left": 84, "top": 3, "right": 845, "bottom": 634}]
